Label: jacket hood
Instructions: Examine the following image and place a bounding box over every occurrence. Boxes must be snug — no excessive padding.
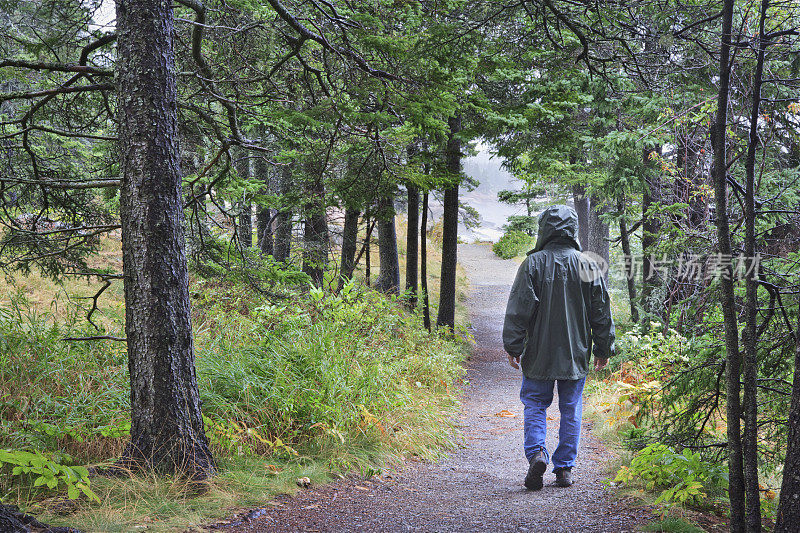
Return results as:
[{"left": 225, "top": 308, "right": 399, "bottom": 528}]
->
[{"left": 531, "top": 205, "right": 581, "bottom": 253}]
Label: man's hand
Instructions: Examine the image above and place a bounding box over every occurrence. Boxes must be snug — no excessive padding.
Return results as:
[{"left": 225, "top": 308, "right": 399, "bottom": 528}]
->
[
  {"left": 508, "top": 354, "right": 520, "bottom": 369},
  {"left": 594, "top": 358, "right": 608, "bottom": 371}
]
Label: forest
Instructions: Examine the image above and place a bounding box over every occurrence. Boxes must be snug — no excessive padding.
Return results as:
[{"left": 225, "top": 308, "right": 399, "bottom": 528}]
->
[{"left": 0, "top": 0, "right": 799, "bottom": 531}]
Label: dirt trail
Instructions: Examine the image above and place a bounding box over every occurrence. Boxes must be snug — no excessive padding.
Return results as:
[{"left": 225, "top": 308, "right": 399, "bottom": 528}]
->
[{"left": 218, "top": 244, "right": 651, "bottom": 532}]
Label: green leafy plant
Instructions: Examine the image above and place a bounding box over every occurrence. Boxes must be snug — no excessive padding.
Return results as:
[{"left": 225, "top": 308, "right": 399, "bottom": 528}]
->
[
  {"left": 202, "top": 416, "right": 298, "bottom": 458},
  {"left": 0, "top": 449, "right": 99, "bottom": 502},
  {"left": 492, "top": 230, "right": 535, "bottom": 259},
  {"left": 613, "top": 443, "right": 727, "bottom": 507}
]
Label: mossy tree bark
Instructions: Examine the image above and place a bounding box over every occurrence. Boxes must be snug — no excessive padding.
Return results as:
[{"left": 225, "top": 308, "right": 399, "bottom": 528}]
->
[
  {"left": 777, "top": 295, "right": 800, "bottom": 531},
  {"left": 115, "top": 0, "right": 214, "bottom": 479},
  {"left": 741, "top": 3, "right": 768, "bottom": 530},
  {"left": 710, "top": 0, "right": 745, "bottom": 529}
]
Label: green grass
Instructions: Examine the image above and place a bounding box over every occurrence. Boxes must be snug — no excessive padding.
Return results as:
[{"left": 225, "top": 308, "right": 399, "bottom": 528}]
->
[
  {"left": 0, "top": 231, "right": 468, "bottom": 531},
  {"left": 28, "top": 456, "right": 332, "bottom": 532},
  {"left": 642, "top": 516, "right": 706, "bottom": 533}
]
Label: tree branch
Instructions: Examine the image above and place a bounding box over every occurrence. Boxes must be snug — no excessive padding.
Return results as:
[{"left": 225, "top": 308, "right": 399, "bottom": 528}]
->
[
  {"left": 0, "top": 84, "right": 114, "bottom": 103},
  {"left": 0, "top": 60, "right": 112, "bottom": 76}
]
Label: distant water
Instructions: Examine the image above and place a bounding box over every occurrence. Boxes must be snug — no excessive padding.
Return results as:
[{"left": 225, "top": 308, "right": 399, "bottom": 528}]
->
[
  {"left": 458, "top": 147, "right": 526, "bottom": 242},
  {"left": 426, "top": 144, "right": 525, "bottom": 242}
]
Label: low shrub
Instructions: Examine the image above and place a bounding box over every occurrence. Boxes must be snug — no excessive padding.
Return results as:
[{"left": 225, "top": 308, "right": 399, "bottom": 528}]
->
[
  {"left": 492, "top": 230, "right": 535, "bottom": 259},
  {"left": 612, "top": 443, "right": 728, "bottom": 507}
]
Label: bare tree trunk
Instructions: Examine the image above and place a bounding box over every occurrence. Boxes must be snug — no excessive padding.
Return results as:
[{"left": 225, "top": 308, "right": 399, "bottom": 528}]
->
[
  {"left": 406, "top": 185, "right": 419, "bottom": 307},
  {"left": 273, "top": 164, "right": 292, "bottom": 263},
  {"left": 116, "top": 0, "right": 213, "bottom": 478},
  {"left": 365, "top": 215, "right": 371, "bottom": 287},
  {"left": 618, "top": 196, "right": 639, "bottom": 323},
  {"left": 254, "top": 148, "right": 273, "bottom": 256},
  {"left": 256, "top": 206, "right": 272, "bottom": 255},
  {"left": 572, "top": 185, "right": 590, "bottom": 250},
  {"left": 234, "top": 149, "right": 252, "bottom": 249},
  {"left": 421, "top": 190, "right": 431, "bottom": 331},
  {"left": 587, "top": 197, "right": 610, "bottom": 282},
  {"left": 711, "top": 1, "right": 745, "bottom": 529},
  {"left": 641, "top": 144, "right": 662, "bottom": 328},
  {"left": 741, "top": 4, "right": 768, "bottom": 530},
  {"left": 375, "top": 193, "right": 400, "bottom": 294},
  {"left": 776, "top": 294, "right": 800, "bottom": 531},
  {"left": 338, "top": 208, "right": 360, "bottom": 290},
  {"left": 437, "top": 113, "right": 461, "bottom": 331},
  {"left": 302, "top": 162, "right": 327, "bottom": 287}
]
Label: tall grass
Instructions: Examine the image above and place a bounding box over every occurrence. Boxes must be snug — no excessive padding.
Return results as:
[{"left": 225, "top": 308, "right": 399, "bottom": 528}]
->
[
  {"left": 193, "top": 279, "right": 465, "bottom": 459},
  {"left": 1, "top": 271, "right": 466, "bottom": 530}
]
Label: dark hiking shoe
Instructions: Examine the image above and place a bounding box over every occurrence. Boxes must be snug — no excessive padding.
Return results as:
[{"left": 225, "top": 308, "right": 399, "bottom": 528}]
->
[
  {"left": 555, "top": 467, "right": 573, "bottom": 487},
  {"left": 524, "top": 450, "right": 547, "bottom": 490}
]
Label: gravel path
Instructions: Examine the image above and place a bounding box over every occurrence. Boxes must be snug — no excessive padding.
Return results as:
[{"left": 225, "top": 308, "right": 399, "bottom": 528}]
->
[{"left": 216, "top": 244, "right": 652, "bottom": 532}]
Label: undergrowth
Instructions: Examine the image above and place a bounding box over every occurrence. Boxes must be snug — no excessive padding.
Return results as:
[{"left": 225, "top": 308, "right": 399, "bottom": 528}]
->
[
  {"left": 586, "top": 322, "right": 778, "bottom": 526},
  {"left": 0, "top": 272, "right": 466, "bottom": 531}
]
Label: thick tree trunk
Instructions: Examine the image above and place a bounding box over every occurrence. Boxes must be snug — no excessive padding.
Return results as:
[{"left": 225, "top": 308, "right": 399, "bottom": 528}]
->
[
  {"left": 302, "top": 162, "right": 327, "bottom": 287},
  {"left": 256, "top": 206, "right": 273, "bottom": 255},
  {"left": 742, "top": 4, "right": 768, "bottom": 530},
  {"left": 338, "top": 208, "right": 360, "bottom": 290},
  {"left": 587, "top": 197, "right": 610, "bottom": 282},
  {"left": 375, "top": 193, "right": 400, "bottom": 294},
  {"left": 421, "top": 191, "right": 431, "bottom": 331},
  {"left": 641, "top": 145, "right": 662, "bottom": 328},
  {"left": 234, "top": 149, "right": 252, "bottom": 249},
  {"left": 710, "top": 1, "right": 745, "bottom": 530},
  {"left": 238, "top": 201, "right": 252, "bottom": 249},
  {"left": 776, "top": 295, "right": 800, "bottom": 531},
  {"left": 437, "top": 113, "right": 461, "bottom": 331},
  {"left": 273, "top": 164, "right": 292, "bottom": 263},
  {"left": 572, "top": 185, "right": 590, "bottom": 250},
  {"left": 618, "top": 196, "right": 639, "bottom": 323},
  {"left": 116, "top": 0, "right": 214, "bottom": 478},
  {"left": 406, "top": 185, "right": 419, "bottom": 307},
  {"left": 254, "top": 149, "right": 273, "bottom": 256}
]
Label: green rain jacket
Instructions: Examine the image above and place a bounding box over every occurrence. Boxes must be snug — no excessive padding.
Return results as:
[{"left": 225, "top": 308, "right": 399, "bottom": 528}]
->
[{"left": 502, "top": 205, "right": 615, "bottom": 380}]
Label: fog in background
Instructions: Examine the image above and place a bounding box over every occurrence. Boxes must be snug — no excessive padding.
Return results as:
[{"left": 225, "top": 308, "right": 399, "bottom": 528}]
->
[{"left": 458, "top": 146, "right": 524, "bottom": 242}]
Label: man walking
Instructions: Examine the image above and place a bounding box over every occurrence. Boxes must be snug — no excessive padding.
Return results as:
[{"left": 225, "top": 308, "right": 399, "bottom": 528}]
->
[{"left": 503, "top": 205, "right": 615, "bottom": 490}]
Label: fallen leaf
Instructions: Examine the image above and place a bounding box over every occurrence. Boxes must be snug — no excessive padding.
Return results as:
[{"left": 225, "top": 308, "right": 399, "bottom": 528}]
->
[
  {"left": 296, "top": 477, "right": 311, "bottom": 488},
  {"left": 495, "top": 410, "right": 516, "bottom": 418}
]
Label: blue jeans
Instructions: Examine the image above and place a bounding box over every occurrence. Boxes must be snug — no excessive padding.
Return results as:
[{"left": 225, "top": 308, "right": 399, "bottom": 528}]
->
[{"left": 519, "top": 376, "right": 586, "bottom": 471}]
